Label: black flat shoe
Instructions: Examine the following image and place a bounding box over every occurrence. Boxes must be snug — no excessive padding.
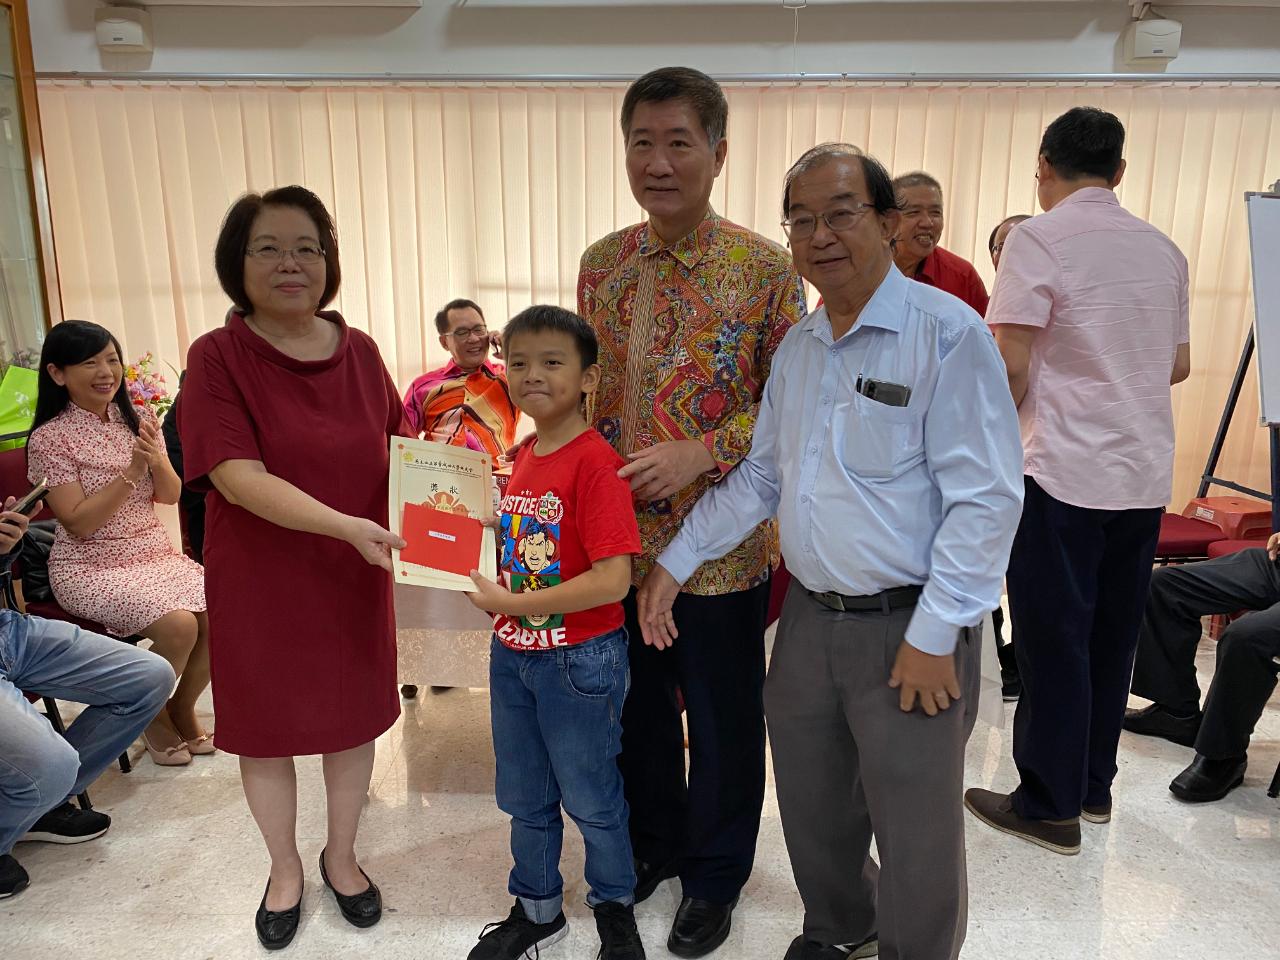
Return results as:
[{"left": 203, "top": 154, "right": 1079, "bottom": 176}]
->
[
  {"left": 633, "top": 857, "right": 677, "bottom": 904},
  {"left": 255, "top": 878, "right": 302, "bottom": 951},
  {"left": 667, "top": 896, "right": 737, "bottom": 959},
  {"left": 1122, "top": 704, "right": 1201, "bottom": 748},
  {"left": 1170, "top": 753, "right": 1247, "bottom": 803},
  {"left": 319, "top": 848, "right": 382, "bottom": 928}
]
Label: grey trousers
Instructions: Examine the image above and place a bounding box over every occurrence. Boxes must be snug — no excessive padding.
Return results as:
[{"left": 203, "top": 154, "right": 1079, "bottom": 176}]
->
[{"left": 764, "top": 583, "right": 981, "bottom": 960}]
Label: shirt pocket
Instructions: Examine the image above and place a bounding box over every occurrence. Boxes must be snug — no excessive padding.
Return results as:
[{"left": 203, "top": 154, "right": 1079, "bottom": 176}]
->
[{"left": 842, "top": 392, "right": 920, "bottom": 481}]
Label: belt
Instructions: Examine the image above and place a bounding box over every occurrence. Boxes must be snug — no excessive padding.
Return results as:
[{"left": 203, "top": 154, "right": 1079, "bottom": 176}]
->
[{"left": 808, "top": 584, "right": 923, "bottom": 615}]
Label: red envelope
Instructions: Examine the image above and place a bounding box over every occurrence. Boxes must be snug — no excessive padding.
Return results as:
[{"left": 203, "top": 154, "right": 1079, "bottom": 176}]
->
[{"left": 400, "top": 502, "right": 484, "bottom": 577}]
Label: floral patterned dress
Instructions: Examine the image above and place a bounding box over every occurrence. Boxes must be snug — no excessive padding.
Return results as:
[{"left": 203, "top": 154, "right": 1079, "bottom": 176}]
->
[{"left": 26, "top": 402, "right": 206, "bottom": 636}]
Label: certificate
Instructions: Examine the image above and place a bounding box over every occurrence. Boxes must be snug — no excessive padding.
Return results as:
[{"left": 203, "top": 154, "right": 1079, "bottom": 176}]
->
[{"left": 389, "top": 437, "right": 497, "bottom": 590}]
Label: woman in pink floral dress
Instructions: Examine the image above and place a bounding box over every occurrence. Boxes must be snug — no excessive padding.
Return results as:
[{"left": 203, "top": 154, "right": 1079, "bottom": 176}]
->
[{"left": 27, "top": 321, "right": 210, "bottom": 766}]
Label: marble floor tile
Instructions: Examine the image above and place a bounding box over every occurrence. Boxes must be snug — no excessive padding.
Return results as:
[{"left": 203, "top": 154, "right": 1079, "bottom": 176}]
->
[{"left": 4, "top": 641, "right": 1278, "bottom": 958}]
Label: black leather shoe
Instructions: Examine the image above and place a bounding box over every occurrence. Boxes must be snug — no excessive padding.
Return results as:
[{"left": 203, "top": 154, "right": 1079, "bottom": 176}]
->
[
  {"left": 319, "top": 848, "right": 382, "bottom": 928},
  {"left": 1170, "top": 753, "right": 1247, "bottom": 803},
  {"left": 667, "top": 896, "right": 737, "bottom": 958},
  {"left": 255, "top": 879, "right": 302, "bottom": 951},
  {"left": 1123, "top": 704, "right": 1201, "bottom": 747},
  {"left": 633, "top": 857, "right": 677, "bottom": 904}
]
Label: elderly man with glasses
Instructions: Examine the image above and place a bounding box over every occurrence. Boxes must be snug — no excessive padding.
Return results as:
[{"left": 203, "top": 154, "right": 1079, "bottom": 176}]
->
[{"left": 637, "top": 143, "right": 1024, "bottom": 960}]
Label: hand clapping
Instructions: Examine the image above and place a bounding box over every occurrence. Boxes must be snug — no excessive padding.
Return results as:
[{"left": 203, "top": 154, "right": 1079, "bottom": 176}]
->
[{"left": 129, "top": 420, "right": 166, "bottom": 477}]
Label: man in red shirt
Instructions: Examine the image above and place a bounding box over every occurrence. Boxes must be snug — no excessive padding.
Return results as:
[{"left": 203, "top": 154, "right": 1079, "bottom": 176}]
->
[{"left": 893, "top": 172, "right": 989, "bottom": 316}]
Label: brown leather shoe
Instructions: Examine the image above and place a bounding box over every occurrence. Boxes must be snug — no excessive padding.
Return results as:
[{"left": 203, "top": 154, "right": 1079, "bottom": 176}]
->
[{"left": 964, "top": 788, "right": 1081, "bottom": 855}]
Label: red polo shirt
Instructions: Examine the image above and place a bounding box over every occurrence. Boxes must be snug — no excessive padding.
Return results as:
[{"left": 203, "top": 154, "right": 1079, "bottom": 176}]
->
[{"left": 914, "top": 245, "right": 989, "bottom": 317}]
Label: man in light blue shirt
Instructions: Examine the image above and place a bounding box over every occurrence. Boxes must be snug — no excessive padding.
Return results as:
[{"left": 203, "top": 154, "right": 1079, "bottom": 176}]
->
[{"left": 636, "top": 143, "right": 1023, "bottom": 960}]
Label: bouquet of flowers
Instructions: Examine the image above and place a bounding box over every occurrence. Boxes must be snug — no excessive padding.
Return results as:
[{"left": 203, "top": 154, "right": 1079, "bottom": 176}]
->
[{"left": 125, "top": 352, "right": 173, "bottom": 420}]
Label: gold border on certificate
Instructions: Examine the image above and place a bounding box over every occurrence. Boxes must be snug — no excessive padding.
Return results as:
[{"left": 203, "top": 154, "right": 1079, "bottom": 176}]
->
[{"left": 389, "top": 437, "right": 497, "bottom": 590}]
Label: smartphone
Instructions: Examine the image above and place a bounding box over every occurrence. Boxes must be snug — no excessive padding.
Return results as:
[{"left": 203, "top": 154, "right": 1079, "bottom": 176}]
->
[
  {"left": 861, "top": 378, "right": 913, "bottom": 408},
  {"left": 11, "top": 477, "right": 48, "bottom": 516}
]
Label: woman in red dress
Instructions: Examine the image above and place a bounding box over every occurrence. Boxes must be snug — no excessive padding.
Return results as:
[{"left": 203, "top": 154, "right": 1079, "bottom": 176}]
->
[{"left": 179, "top": 187, "right": 406, "bottom": 950}]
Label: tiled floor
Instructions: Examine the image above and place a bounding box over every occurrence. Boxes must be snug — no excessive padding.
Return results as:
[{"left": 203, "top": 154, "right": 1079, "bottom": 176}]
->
[{"left": 5, "top": 642, "right": 1278, "bottom": 960}]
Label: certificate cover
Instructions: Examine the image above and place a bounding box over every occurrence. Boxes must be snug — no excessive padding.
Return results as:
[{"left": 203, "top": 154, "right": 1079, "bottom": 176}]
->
[{"left": 389, "top": 437, "right": 497, "bottom": 590}]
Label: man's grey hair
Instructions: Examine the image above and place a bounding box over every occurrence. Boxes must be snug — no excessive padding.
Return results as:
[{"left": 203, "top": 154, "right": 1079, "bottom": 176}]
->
[
  {"left": 892, "top": 171, "right": 944, "bottom": 198},
  {"left": 782, "top": 143, "right": 899, "bottom": 217}
]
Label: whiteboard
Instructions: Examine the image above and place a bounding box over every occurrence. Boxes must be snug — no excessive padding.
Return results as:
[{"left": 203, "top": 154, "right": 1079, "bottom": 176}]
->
[{"left": 1247, "top": 192, "right": 1280, "bottom": 425}]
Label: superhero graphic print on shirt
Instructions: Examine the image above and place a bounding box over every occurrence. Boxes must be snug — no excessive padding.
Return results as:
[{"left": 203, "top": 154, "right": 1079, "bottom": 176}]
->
[{"left": 499, "top": 490, "right": 565, "bottom": 636}]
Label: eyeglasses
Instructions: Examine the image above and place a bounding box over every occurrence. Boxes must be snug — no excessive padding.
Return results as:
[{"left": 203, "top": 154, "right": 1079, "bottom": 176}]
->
[
  {"left": 781, "top": 203, "right": 875, "bottom": 240},
  {"left": 446, "top": 325, "right": 490, "bottom": 342},
  {"left": 245, "top": 244, "right": 325, "bottom": 264}
]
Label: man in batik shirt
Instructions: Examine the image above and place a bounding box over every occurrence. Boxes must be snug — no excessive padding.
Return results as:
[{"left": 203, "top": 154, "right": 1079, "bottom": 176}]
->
[
  {"left": 402, "top": 298, "right": 518, "bottom": 464},
  {"left": 578, "top": 66, "right": 805, "bottom": 959}
]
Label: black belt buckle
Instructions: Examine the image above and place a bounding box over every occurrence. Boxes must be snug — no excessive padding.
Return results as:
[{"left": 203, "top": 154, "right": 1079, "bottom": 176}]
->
[
  {"left": 810, "top": 586, "right": 920, "bottom": 615},
  {"left": 812, "top": 590, "right": 846, "bottom": 612}
]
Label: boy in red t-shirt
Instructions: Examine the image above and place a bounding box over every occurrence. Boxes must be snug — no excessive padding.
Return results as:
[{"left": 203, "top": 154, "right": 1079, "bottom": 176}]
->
[{"left": 466, "top": 305, "right": 645, "bottom": 960}]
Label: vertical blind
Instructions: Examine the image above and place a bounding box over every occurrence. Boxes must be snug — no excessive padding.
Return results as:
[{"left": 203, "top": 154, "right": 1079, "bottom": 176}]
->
[{"left": 36, "top": 78, "right": 1280, "bottom": 510}]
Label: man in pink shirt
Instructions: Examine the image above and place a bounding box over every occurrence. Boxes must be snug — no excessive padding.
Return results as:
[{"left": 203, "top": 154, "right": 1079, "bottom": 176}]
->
[{"left": 964, "top": 107, "right": 1191, "bottom": 855}]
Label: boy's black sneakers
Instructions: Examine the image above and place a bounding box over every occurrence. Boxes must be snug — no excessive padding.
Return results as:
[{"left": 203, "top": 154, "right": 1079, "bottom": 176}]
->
[
  {"left": 469, "top": 899, "right": 569, "bottom": 959},
  {"left": 594, "top": 901, "right": 646, "bottom": 959},
  {"left": 21, "top": 802, "right": 111, "bottom": 844}
]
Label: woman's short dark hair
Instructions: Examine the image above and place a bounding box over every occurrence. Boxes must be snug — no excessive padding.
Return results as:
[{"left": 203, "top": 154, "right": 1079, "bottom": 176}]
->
[
  {"left": 782, "top": 143, "right": 899, "bottom": 218},
  {"left": 502, "top": 305, "right": 598, "bottom": 370},
  {"left": 621, "top": 67, "right": 728, "bottom": 147},
  {"left": 214, "top": 186, "right": 341, "bottom": 313},
  {"left": 434, "top": 298, "right": 485, "bottom": 335},
  {"left": 1039, "top": 107, "right": 1125, "bottom": 182},
  {"left": 988, "top": 214, "right": 1032, "bottom": 254},
  {"left": 30, "top": 320, "right": 140, "bottom": 442}
]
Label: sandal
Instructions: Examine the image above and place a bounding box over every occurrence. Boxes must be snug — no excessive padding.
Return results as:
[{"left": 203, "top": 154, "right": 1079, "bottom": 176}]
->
[{"left": 183, "top": 732, "right": 217, "bottom": 756}]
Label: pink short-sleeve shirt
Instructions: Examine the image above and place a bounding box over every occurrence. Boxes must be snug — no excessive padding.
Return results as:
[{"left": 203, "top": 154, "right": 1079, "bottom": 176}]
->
[{"left": 987, "top": 188, "right": 1190, "bottom": 510}]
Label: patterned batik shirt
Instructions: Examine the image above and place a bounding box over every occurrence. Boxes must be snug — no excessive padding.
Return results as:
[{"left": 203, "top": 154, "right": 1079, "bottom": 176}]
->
[{"left": 577, "top": 211, "right": 807, "bottom": 595}]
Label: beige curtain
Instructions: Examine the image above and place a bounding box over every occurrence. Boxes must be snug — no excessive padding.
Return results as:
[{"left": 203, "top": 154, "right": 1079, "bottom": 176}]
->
[{"left": 36, "top": 78, "right": 1280, "bottom": 511}]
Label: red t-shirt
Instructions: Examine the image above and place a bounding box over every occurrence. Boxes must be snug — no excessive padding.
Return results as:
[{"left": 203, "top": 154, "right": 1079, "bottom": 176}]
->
[
  {"left": 493, "top": 428, "right": 641, "bottom": 651},
  {"left": 915, "top": 245, "right": 990, "bottom": 317}
]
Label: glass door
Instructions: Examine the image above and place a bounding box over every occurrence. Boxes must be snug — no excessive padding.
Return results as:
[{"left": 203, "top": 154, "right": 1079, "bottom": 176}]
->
[{"left": 0, "top": 0, "right": 58, "bottom": 374}]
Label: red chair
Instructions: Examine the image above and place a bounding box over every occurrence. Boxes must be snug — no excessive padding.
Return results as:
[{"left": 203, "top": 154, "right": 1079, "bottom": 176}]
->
[
  {"left": 1206, "top": 538, "right": 1269, "bottom": 561},
  {"left": 1154, "top": 512, "right": 1226, "bottom": 565},
  {"left": 0, "top": 445, "right": 137, "bottom": 776}
]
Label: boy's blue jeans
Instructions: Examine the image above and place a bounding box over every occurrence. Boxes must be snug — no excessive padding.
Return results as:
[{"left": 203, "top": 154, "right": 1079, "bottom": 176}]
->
[{"left": 489, "top": 628, "right": 637, "bottom": 922}]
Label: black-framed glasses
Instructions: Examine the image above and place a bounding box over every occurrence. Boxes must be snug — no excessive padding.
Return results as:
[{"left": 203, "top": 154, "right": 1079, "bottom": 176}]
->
[
  {"left": 782, "top": 203, "right": 875, "bottom": 240},
  {"left": 446, "top": 325, "right": 490, "bottom": 341},
  {"left": 245, "top": 244, "right": 325, "bottom": 264}
]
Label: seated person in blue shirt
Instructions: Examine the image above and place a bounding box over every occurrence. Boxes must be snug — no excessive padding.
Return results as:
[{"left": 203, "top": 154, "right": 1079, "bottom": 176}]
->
[
  {"left": 637, "top": 143, "right": 1024, "bottom": 960},
  {"left": 0, "top": 494, "right": 174, "bottom": 899}
]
